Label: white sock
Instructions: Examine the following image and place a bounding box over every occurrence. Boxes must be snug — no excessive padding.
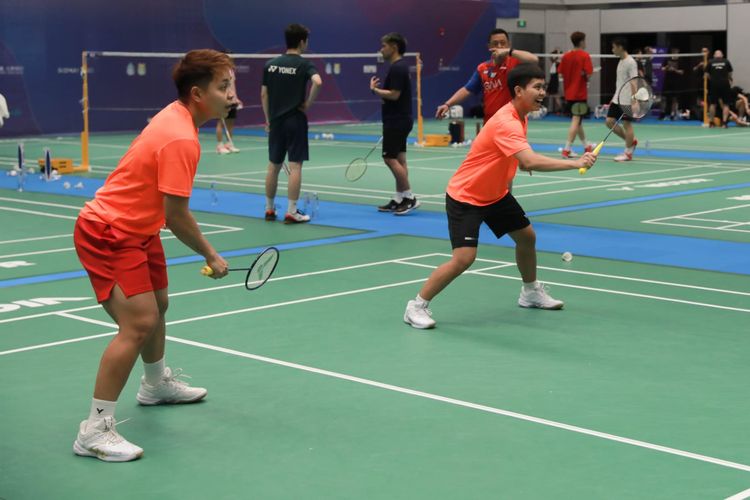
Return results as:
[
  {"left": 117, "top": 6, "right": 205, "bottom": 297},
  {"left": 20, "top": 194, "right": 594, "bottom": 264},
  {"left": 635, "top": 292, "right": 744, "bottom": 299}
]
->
[
  {"left": 287, "top": 199, "right": 298, "bottom": 214},
  {"left": 89, "top": 398, "right": 116, "bottom": 422},
  {"left": 625, "top": 146, "right": 634, "bottom": 154},
  {"left": 401, "top": 190, "right": 414, "bottom": 200},
  {"left": 564, "top": 141, "right": 572, "bottom": 150},
  {"left": 393, "top": 193, "right": 404, "bottom": 203},
  {"left": 266, "top": 198, "right": 275, "bottom": 212},
  {"left": 415, "top": 294, "right": 429, "bottom": 307},
  {"left": 523, "top": 281, "right": 538, "bottom": 292},
  {"left": 143, "top": 358, "right": 165, "bottom": 386}
]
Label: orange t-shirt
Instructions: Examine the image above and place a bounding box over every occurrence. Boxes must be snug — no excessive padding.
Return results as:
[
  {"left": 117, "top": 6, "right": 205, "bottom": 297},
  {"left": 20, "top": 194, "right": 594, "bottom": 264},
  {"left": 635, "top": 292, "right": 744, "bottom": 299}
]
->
[
  {"left": 446, "top": 102, "right": 529, "bottom": 206},
  {"left": 80, "top": 101, "right": 201, "bottom": 236}
]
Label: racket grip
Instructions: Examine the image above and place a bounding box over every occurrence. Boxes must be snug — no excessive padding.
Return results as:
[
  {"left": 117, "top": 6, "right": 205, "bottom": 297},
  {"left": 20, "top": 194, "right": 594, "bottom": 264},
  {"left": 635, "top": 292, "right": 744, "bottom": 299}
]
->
[
  {"left": 592, "top": 142, "right": 604, "bottom": 156},
  {"left": 201, "top": 266, "right": 214, "bottom": 277}
]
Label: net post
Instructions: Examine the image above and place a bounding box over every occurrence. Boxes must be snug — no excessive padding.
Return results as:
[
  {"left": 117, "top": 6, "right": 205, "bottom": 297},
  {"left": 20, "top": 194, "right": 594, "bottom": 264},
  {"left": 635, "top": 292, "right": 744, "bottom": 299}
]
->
[
  {"left": 80, "top": 51, "right": 90, "bottom": 171},
  {"left": 416, "top": 52, "right": 424, "bottom": 145},
  {"left": 702, "top": 51, "right": 709, "bottom": 126}
]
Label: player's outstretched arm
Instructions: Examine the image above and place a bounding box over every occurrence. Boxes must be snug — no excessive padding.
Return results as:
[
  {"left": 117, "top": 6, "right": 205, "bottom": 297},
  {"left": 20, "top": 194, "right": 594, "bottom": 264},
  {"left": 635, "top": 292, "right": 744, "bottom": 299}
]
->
[
  {"left": 515, "top": 149, "right": 596, "bottom": 173},
  {"left": 164, "top": 194, "right": 228, "bottom": 278}
]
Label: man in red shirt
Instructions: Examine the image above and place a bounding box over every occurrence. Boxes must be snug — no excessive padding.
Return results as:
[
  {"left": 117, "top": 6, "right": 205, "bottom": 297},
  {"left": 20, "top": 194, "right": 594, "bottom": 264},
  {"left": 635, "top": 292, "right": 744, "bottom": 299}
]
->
[
  {"left": 404, "top": 64, "right": 596, "bottom": 329},
  {"left": 557, "top": 31, "right": 594, "bottom": 158},
  {"left": 435, "top": 29, "right": 539, "bottom": 123},
  {"left": 72, "top": 49, "right": 234, "bottom": 462}
]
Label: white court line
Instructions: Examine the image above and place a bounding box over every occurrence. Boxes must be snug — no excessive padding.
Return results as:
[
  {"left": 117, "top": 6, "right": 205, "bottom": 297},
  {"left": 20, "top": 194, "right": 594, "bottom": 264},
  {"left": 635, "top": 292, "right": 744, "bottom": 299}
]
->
[
  {"left": 25, "top": 307, "right": 750, "bottom": 475},
  {"left": 0, "top": 253, "right": 442, "bottom": 325},
  {"left": 726, "top": 487, "right": 750, "bottom": 500},
  {"left": 0, "top": 233, "right": 72, "bottom": 245},
  {"left": 396, "top": 258, "right": 750, "bottom": 313},
  {"left": 642, "top": 220, "right": 750, "bottom": 234},
  {"left": 0, "top": 227, "right": 242, "bottom": 259},
  {"left": 645, "top": 204, "right": 750, "bottom": 223},
  {"left": 461, "top": 255, "right": 750, "bottom": 298}
]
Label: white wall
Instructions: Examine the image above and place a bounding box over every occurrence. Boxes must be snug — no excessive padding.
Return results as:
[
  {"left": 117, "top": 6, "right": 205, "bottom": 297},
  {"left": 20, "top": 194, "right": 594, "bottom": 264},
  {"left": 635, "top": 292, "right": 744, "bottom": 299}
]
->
[
  {"left": 728, "top": 2, "right": 750, "bottom": 88},
  {"left": 600, "top": 5, "right": 726, "bottom": 33}
]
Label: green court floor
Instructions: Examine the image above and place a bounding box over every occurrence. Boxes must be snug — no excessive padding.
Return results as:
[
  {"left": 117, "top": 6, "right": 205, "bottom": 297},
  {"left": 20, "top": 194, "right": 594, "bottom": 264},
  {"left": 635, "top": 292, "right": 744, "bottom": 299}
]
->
[{"left": 1, "top": 118, "right": 749, "bottom": 499}]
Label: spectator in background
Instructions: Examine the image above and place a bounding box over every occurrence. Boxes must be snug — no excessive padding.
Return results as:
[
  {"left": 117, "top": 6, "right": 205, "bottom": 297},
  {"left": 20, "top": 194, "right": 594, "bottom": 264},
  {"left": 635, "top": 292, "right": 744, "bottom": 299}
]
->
[
  {"left": 705, "top": 50, "right": 733, "bottom": 127},
  {"left": 728, "top": 86, "right": 749, "bottom": 126},
  {"left": 546, "top": 49, "right": 563, "bottom": 114},
  {"left": 661, "top": 48, "right": 685, "bottom": 120},
  {"left": 557, "top": 32, "right": 594, "bottom": 158}
]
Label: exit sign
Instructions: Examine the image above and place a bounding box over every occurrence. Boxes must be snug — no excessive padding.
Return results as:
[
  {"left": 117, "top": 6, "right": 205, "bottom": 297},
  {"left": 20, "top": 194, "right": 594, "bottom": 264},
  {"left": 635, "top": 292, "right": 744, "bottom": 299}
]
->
[{"left": 517, "top": 19, "right": 527, "bottom": 28}]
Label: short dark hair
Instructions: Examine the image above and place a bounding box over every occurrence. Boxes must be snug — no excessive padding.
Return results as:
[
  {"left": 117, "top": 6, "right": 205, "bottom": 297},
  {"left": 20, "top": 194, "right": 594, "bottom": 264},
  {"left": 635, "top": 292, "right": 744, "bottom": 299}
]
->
[
  {"left": 381, "top": 32, "right": 407, "bottom": 55},
  {"left": 571, "top": 31, "right": 586, "bottom": 47},
  {"left": 488, "top": 28, "right": 509, "bottom": 43},
  {"left": 285, "top": 23, "right": 309, "bottom": 49},
  {"left": 508, "top": 63, "right": 546, "bottom": 98},
  {"left": 612, "top": 37, "right": 628, "bottom": 52},
  {"left": 172, "top": 49, "right": 234, "bottom": 102}
]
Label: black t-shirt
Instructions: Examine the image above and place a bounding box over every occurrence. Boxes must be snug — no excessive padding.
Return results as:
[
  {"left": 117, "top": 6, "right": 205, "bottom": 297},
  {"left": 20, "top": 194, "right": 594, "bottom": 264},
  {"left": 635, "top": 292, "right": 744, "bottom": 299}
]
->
[
  {"left": 706, "top": 58, "right": 733, "bottom": 88},
  {"left": 263, "top": 53, "right": 318, "bottom": 123},
  {"left": 381, "top": 58, "right": 412, "bottom": 125}
]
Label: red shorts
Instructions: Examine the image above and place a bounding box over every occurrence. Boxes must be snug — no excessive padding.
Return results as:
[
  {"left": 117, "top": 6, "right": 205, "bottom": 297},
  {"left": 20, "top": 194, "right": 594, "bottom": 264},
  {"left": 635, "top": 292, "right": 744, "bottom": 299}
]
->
[{"left": 74, "top": 216, "right": 168, "bottom": 303}]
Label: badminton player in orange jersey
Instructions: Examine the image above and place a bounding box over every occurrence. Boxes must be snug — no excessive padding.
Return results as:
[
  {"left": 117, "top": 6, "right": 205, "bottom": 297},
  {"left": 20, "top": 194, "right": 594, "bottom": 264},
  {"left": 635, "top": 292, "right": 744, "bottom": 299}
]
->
[
  {"left": 404, "top": 64, "right": 597, "bottom": 329},
  {"left": 72, "top": 49, "right": 234, "bottom": 462}
]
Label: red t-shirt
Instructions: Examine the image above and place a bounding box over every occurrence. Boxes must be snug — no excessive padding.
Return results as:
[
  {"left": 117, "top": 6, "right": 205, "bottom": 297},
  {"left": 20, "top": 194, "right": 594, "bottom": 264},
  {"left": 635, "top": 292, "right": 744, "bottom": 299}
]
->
[
  {"left": 464, "top": 56, "right": 522, "bottom": 122},
  {"left": 557, "top": 49, "right": 593, "bottom": 101}
]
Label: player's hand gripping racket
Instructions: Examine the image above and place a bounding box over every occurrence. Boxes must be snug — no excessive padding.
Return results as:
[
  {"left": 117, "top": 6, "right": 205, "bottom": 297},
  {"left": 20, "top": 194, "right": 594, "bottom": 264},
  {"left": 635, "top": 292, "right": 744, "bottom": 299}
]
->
[
  {"left": 580, "top": 77, "right": 654, "bottom": 174},
  {"left": 345, "top": 136, "right": 383, "bottom": 182},
  {"left": 200, "top": 247, "right": 280, "bottom": 290}
]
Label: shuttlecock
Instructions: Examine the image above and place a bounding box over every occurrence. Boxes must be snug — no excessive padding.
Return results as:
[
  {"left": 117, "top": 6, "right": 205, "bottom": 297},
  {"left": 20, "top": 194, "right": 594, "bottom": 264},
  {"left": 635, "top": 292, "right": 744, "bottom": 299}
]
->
[
  {"left": 561, "top": 251, "right": 573, "bottom": 262},
  {"left": 74, "top": 182, "right": 84, "bottom": 189},
  {"left": 8, "top": 169, "right": 18, "bottom": 177},
  {"left": 63, "top": 181, "right": 71, "bottom": 189},
  {"left": 27, "top": 167, "right": 36, "bottom": 174}
]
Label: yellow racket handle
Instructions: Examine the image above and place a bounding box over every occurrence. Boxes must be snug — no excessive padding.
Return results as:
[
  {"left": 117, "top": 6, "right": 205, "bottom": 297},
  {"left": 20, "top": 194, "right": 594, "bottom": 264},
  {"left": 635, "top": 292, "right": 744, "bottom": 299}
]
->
[
  {"left": 579, "top": 141, "right": 605, "bottom": 175},
  {"left": 201, "top": 266, "right": 213, "bottom": 277}
]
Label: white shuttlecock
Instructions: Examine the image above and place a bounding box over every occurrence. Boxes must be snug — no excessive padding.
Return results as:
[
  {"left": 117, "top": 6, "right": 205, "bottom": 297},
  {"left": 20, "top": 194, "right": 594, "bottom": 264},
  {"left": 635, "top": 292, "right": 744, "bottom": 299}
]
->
[
  {"left": 63, "top": 181, "right": 71, "bottom": 189},
  {"left": 561, "top": 251, "right": 573, "bottom": 262},
  {"left": 634, "top": 88, "right": 650, "bottom": 101},
  {"left": 74, "top": 182, "right": 84, "bottom": 189},
  {"left": 27, "top": 167, "right": 36, "bottom": 174},
  {"left": 9, "top": 169, "right": 18, "bottom": 177}
]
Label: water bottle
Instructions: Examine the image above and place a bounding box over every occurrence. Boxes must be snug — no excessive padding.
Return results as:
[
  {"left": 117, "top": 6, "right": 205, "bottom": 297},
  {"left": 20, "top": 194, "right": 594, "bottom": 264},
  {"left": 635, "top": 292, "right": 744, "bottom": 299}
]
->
[
  {"left": 210, "top": 182, "right": 219, "bottom": 206},
  {"left": 302, "top": 191, "right": 319, "bottom": 219}
]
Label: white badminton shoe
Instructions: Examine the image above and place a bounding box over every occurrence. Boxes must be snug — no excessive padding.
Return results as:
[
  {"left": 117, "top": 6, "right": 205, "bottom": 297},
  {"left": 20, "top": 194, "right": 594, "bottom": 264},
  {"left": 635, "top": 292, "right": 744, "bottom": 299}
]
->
[
  {"left": 518, "top": 282, "right": 564, "bottom": 310},
  {"left": 73, "top": 416, "right": 143, "bottom": 462},
  {"left": 404, "top": 300, "right": 436, "bottom": 329},
  {"left": 136, "top": 367, "right": 207, "bottom": 405}
]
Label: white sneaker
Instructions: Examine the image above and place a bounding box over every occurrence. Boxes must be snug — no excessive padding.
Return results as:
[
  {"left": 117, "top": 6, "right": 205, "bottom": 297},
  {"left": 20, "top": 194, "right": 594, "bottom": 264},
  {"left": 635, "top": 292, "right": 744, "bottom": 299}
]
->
[
  {"left": 404, "top": 300, "right": 436, "bottom": 329},
  {"left": 518, "top": 283, "right": 564, "bottom": 310},
  {"left": 283, "top": 210, "right": 311, "bottom": 224},
  {"left": 136, "top": 367, "right": 207, "bottom": 405},
  {"left": 73, "top": 416, "right": 143, "bottom": 462},
  {"left": 613, "top": 151, "right": 633, "bottom": 162},
  {"left": 216, "top": 143, "right": 231, "bottom": 155},
  {"left": 225, "top": 143, "right": 240, "bottom": 153}
]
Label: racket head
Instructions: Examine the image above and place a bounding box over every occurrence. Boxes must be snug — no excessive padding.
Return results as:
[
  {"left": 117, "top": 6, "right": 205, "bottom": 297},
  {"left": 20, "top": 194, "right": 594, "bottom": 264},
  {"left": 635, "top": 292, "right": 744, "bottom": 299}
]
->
[
  {"left": 244, "top": 246, "right": 280, "bottom": 290},
  {"left": 616, "top": 76, "right": 654, "bottom": 119},
  {"left": 571, "top": 102, "right": 589, "bottom": 116},
  {"left": 345, "top": 158, "right": 367, "bottom": 182}
]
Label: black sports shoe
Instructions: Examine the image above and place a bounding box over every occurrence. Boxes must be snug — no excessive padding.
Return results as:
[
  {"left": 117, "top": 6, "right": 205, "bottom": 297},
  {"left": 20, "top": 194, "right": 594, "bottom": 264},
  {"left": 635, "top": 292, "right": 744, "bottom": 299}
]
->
[
  {"left": 378, "top": 199, "right": 400, "bottom": 212},
  {"left": 394, "top": 197, "right": 420, "bottom": 215}
]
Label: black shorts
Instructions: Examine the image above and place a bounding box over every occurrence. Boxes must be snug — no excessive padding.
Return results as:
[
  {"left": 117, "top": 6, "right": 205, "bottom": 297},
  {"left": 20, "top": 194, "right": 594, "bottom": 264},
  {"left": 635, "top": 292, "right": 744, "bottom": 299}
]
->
[
  {"left": 269, "top": 112, "right": 309, "bottom": 164},
  {"left": 226, "top": 105, "right": 238, "bottom": 120},
  {"left": 606, "top": 103, "right": 633, "bottom": 121},
  {"left": 564, "top": 100, "right": 590, "bottom": 118},
  {"left": 709, "top": 85, "right": 732, "bottom": 106},
  {"left": 382, "top": 120, "right": 413, "bottom": 159},
  {"left": 446, "top": 193, "right": 530, "bottom": 249}
]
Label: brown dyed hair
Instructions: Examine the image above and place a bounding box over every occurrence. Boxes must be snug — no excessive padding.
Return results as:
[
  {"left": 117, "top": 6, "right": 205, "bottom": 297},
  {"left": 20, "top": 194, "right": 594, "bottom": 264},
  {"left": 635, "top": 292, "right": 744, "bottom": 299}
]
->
[
  {"left": 571, "top": 31, "right": 586, "bottom": 47},
  {"left": 172, "top": 49, "right": 234, "bottom": 102}
]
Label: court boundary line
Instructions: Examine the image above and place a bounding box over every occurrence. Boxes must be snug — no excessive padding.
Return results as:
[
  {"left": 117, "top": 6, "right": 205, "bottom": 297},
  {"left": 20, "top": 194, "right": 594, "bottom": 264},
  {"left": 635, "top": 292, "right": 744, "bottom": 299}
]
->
[{"left": 10, "top": 307, "right": 750, "bottom": 476}]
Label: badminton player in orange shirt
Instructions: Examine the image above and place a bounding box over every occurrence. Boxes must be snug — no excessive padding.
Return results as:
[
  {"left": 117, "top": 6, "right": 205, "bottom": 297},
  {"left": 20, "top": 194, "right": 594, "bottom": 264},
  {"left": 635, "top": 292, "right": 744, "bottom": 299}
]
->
[
  {"left": 72, "top": 49, "right": 234, "bottom": 461},
  {"left": 404, "top": 64, "right": 596, "bottom": 329}
]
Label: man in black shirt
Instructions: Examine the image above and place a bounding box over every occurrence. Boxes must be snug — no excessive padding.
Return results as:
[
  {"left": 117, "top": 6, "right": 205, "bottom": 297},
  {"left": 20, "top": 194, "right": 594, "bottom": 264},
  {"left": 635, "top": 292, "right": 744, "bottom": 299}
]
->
[
  {"left": 705, "top": 50, "right": 733, "bottom": 127},
  {"left": 262, "top": 23, "right": 323, "bottom": 223},
  {"left": 370, "top": 32, "right": 419, "bottom": 215}
]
